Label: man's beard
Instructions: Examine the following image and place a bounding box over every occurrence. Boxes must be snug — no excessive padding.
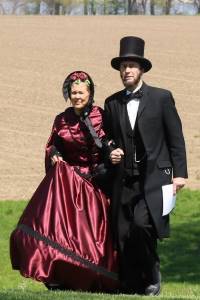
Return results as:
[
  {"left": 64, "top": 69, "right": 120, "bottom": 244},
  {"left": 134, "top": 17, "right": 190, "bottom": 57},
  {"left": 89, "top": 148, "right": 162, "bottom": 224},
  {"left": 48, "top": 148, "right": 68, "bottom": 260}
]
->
[{"left": 122, "top": 74, "right": 141, "bottom": 89}]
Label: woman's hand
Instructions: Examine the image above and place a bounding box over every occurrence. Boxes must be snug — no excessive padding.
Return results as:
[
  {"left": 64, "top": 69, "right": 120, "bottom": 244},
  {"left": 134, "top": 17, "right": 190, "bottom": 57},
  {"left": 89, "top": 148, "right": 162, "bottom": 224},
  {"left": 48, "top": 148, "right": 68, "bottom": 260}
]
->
[
  {"left": 110, "top": 148, "right": 124, "bottom": 164},
  {"left": 50, "top": 146, "right": 63, "bottom": 166},
  {"left": 51, "top": 154, "right": 63, "bottom": 166}
]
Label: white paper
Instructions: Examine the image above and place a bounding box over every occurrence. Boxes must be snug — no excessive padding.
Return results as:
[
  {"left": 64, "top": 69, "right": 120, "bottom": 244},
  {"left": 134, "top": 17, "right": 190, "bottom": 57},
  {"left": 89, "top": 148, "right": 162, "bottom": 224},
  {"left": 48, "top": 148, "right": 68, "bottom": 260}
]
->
[{"left": 162, "top": 184, "right": 176, "bottom": 216}]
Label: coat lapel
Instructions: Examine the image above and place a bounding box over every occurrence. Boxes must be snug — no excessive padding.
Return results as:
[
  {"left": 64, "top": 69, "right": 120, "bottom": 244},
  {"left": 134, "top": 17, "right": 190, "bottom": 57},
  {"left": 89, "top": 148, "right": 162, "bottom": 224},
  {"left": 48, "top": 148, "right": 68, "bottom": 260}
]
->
[
  {"left": 137, "top": 82, "right": 149, "bottom": 119},
  {"left": 118, "top": 90, "right": 130, "bottom": 140}
]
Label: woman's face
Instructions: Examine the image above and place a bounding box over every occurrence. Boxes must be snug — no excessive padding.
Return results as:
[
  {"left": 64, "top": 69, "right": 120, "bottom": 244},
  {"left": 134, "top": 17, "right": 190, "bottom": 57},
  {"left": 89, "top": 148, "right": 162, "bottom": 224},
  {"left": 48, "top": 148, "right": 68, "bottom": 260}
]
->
[{"left": 70, "top": 82, "right": 90, "bottom": 115}]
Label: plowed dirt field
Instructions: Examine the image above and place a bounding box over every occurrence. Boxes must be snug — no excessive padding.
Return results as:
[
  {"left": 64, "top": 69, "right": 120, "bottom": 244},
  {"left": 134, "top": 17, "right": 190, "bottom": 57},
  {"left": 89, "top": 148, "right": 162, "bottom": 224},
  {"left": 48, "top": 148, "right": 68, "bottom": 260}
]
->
[{"left": 0, "top": 16, "right": 199, "bottom": 199}]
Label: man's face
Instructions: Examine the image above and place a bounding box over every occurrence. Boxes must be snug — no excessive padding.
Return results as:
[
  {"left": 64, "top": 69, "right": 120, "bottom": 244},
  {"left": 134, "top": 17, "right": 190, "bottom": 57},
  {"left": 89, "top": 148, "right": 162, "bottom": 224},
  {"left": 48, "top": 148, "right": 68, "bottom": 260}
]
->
[{"left": 120, "top": 60, "right": 144, "bottom": 90}]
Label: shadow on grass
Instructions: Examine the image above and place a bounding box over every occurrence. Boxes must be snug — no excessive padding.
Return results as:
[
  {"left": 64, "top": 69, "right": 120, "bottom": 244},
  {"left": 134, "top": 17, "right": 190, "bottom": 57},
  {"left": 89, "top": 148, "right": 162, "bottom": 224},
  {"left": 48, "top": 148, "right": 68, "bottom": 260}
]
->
[{"left": 159, "top": 189, "right": 200, "bottom": 283}]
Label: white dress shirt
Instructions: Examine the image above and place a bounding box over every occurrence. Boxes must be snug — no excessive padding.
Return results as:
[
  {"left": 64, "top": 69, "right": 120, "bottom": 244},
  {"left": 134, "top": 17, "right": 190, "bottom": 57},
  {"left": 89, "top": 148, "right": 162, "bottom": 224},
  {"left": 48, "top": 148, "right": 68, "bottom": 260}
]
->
[{"left": 126, "top": 80, "right": 143, "bottom": 130}]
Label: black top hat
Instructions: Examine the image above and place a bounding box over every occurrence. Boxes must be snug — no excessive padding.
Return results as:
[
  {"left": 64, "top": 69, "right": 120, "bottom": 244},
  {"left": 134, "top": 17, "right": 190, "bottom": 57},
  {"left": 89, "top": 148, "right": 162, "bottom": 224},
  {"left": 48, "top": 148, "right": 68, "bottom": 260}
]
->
[{"left": 111, "top": 36, "right": 152, "bottom": 72}]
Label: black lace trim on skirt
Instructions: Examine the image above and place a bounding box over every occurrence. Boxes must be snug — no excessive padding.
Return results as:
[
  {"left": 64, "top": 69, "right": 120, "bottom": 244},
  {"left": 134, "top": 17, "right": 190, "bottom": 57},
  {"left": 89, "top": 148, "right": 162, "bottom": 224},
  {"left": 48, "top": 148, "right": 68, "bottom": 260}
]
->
[{"left": 17, "top": 224, "right": 118, "bottom": 281}]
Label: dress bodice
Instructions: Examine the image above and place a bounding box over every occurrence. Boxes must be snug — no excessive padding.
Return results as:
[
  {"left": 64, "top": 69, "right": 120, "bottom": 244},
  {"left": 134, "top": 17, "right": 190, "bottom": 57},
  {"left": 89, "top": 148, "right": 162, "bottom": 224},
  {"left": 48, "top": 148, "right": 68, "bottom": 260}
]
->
[{"left": 45, "top": 106, "right": 105, "bottom": 173}]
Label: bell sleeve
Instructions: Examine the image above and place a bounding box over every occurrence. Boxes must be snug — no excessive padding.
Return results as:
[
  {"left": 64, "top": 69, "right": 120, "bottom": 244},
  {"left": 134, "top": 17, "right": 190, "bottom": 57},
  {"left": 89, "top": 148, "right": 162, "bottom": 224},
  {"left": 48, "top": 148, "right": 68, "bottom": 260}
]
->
[
  {"left": 45, "top": 117, "right": 61, "bottom": 173},
  {"left": 162, "top": 92, "right": 188, "bottom": 178}
]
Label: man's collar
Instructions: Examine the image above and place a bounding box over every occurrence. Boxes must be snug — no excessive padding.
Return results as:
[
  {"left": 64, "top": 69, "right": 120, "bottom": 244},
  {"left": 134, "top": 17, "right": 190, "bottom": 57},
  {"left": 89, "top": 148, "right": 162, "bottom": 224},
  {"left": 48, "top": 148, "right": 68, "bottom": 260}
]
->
[{"left": 126, "top": 80, "right": 143, "bottom": 95}]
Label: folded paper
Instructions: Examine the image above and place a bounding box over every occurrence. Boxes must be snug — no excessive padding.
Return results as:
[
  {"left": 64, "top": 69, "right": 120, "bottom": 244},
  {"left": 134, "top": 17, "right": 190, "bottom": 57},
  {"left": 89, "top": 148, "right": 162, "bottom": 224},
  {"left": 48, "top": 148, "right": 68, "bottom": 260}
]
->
[{"left": 162, "top": 184, "right": 176, "bottom": 216}]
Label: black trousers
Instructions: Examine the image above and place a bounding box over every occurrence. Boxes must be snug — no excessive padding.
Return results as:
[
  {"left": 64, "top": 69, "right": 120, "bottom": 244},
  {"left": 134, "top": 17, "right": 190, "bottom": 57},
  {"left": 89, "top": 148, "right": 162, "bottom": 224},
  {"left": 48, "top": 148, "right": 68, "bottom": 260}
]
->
[{"left": 118, "top": 175, "right": 160, "bottom": 293}]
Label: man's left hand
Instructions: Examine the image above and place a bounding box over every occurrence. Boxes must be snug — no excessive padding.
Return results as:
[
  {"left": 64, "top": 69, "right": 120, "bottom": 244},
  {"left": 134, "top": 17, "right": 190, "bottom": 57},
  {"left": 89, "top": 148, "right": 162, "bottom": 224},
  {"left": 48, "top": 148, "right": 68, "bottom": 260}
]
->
[{"left": 173, "top": 177, "right": 186, "bottom": 195}]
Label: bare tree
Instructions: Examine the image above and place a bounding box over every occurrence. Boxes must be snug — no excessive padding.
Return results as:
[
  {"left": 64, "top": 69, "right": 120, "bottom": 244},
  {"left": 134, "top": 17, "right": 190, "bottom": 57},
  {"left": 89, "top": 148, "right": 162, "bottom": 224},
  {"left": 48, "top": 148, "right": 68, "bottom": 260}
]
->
[
  {"left": 178, "top": 0, "right": 199, "bottom": 12},
  {"left": 107, "top": 0, "right": 126, "bottom": 14},
  {"left": 185, "top": 0, "right": 200, "bottom": 13},
  {"left": 123, "top": 0, "right": 127, "bottom": 13},
  {"left": 46, "top": 0, "right": 56, "bottom": 14},
  {"left": 57, "top": 0, "right": 68, "bottom": 14},
  {"left": 35, "top": 0, "right": 56, "bottom": 14},
  {"left": 83, "top": 0, "right": 88, "bottom": 14},
  {"left": 90, "top": 0, "right": 96, "bottom": 14},
  {"left": 164, "top": 0, "right": 172, "bottom": 14},
  {"left": 3, "top": 0, "right": 28, "bottom": 14},
  {"left": 139, "top": 0, "right": 148, "bottom": 14},
  {"left": 127, "top": 0, "right": 138, "bottom": 14},
  {"left": 149, "top": 0, "right": 174, "bottom": 15},
  {"left": 40, "top": 0, "right": 76, "bottom": 15},
  {"left": 13, "top": 0, "right": 27, "bottom": 14},
  {"left": 193, "top": 0, "right": 200, "bottom": 13},
  {"left": 82, "top": 0, "right": 96, "bottom": 15},
  {"left": 150, "top": 0, "right": 155, "bottom": 14},
  {"left": 0, "top": 1, "right": 6, "bottom": 14},
  {"left": 103, "top": 0, "right": 108, "bottom": 13}
]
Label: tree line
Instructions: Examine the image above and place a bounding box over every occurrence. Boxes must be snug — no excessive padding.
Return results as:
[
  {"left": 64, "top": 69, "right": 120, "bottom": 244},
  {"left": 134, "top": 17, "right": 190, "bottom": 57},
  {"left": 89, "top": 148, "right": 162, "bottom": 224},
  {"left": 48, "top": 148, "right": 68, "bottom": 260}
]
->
[{"left": 0, "top": 0, "right": 200, "bottom": 15}]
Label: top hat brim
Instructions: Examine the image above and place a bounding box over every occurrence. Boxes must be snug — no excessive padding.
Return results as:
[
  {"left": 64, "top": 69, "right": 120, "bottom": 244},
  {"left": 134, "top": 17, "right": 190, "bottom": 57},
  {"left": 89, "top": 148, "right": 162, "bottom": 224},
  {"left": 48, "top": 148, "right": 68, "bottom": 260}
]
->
[{"left": 111, "top": 55, "right": 152, "bottom": 72}]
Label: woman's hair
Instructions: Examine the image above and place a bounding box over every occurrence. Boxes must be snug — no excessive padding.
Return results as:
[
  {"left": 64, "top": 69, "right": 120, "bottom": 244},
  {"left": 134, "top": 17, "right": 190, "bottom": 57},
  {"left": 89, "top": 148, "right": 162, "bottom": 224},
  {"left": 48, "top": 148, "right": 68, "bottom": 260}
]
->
[{"left": 62, "top": 71, "right": 94, "bottom": 104}]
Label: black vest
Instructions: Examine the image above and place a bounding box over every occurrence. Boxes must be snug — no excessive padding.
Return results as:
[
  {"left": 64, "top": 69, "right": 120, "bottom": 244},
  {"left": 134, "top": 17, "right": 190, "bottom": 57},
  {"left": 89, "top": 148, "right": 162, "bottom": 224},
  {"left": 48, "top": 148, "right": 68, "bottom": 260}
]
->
[{"left": 124, "top": 107, "right": 146, "bottom": 177}]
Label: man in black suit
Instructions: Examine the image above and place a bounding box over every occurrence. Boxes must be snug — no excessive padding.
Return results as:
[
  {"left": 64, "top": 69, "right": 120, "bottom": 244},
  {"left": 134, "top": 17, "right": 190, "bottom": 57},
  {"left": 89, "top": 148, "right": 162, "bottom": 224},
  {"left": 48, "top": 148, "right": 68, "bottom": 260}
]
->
[{"left": 104, "top": 36, "right": 188, "bottom": 296}]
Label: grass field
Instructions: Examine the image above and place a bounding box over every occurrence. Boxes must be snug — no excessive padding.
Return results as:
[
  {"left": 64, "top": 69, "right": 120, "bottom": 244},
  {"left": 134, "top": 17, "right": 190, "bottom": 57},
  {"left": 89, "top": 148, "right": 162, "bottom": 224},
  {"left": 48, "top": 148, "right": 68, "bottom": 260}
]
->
[{"left": 0, "top": 189, "right": 200, "bottom": 299}]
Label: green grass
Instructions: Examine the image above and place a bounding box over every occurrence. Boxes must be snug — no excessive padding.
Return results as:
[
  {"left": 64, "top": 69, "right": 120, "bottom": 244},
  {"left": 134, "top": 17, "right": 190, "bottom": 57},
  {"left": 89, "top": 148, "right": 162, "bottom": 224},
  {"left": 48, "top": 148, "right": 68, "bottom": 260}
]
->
[{"left": 0, "top": 189, "right": 200, "bottom": 299}]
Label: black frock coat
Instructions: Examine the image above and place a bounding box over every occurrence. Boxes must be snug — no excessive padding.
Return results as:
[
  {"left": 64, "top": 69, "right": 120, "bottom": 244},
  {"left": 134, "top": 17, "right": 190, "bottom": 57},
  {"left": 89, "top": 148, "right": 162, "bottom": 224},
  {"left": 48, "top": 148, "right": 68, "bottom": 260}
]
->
[{"left": 104, "top": 82, "right": 188, "bottom": 242}]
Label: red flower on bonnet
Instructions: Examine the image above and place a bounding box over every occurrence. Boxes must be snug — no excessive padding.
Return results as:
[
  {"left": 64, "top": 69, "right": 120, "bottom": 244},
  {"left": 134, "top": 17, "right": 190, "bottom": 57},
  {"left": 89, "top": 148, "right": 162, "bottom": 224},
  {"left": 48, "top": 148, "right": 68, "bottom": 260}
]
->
[{"left": 69, "top": 71, "right": 88, "bottom": 81}]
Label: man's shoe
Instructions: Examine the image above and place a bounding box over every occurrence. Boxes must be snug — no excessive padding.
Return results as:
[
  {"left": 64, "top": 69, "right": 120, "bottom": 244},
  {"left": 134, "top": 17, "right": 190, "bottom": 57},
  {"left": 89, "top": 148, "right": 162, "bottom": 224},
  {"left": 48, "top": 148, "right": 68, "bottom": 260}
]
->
[
  {"left": 144, "top": 271, "right": 161, "bottom": 296},
  {"left": 144, "top": 281, "right": 161, "bottom": 296},
  {"left": 44, "top": 283, "right": 65, "bottom": 290}
]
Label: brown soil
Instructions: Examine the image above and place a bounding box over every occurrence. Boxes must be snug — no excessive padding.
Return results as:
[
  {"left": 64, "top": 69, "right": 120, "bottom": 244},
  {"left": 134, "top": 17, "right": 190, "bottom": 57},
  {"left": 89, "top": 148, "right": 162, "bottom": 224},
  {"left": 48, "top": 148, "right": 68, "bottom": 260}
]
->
[{"left": 0, "top": 15, "right": 199, "bottom": 200}]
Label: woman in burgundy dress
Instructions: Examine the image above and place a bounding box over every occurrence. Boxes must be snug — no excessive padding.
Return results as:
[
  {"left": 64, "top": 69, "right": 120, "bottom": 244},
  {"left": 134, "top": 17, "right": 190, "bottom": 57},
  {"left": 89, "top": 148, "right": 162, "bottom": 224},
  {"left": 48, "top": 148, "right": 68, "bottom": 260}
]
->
[{"left": 10, "top": 71, "right": 118, "bottom": 292}]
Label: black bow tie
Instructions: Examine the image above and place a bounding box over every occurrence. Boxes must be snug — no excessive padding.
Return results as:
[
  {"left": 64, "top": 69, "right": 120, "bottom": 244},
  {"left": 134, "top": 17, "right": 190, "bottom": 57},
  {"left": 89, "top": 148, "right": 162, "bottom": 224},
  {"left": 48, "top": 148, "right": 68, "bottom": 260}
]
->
[{"left": 123, "top": 89, "right": 143, "bottom": 103}]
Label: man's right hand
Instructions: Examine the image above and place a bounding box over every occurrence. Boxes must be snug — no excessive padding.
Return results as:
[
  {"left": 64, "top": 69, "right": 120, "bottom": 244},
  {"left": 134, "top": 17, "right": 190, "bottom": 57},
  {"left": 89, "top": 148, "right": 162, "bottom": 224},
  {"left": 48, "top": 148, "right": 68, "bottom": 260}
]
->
[{"left": 110, "top": 148, "right": 124, "bottom": 164}]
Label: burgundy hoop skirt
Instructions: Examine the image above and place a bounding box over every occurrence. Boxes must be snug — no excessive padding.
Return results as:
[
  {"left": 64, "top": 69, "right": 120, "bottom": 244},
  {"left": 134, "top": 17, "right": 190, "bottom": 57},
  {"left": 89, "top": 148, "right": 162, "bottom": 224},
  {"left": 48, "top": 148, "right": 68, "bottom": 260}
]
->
[{"left": 10, "top": 161, "right": 118, "bottom": 291}]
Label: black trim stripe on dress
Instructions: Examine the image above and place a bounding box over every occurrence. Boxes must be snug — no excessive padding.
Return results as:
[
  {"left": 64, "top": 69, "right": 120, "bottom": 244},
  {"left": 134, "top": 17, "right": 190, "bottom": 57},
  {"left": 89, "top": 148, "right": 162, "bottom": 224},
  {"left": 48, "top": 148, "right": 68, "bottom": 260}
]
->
[{"left": 17, "top": 224, "right": 118, "bottom": 281}]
